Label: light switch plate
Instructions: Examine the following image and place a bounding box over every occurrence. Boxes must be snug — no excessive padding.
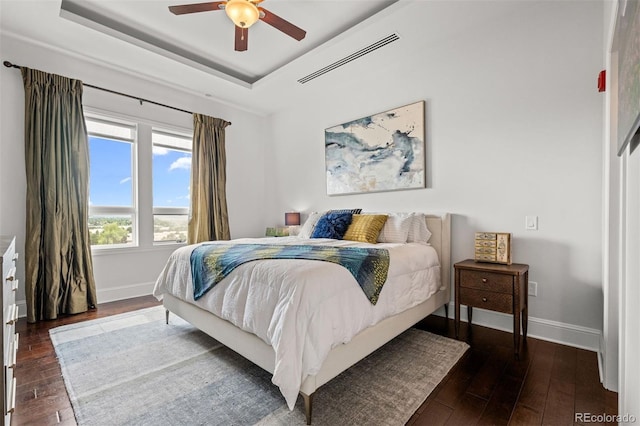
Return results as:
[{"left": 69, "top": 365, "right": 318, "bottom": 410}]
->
[{"left": 525, "top": 215, "right": 538, "bottom": 230}]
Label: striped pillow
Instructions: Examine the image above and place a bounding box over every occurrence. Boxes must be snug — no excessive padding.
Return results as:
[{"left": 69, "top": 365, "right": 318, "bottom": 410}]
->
[
  {"left": 343, "top": 214, "right": 388, "bottom": 244},
  {"left": 328, "top": 208, "right": 363, "bottom": 214},
  {"left": 298, "top": 212, "right": 323, "bottom": 239},
  {"left": 377, "top": 212, "right": 414, "bottom": 243},
  {"left": 407, "top": 213, "right": 432, "bottom": 243}
]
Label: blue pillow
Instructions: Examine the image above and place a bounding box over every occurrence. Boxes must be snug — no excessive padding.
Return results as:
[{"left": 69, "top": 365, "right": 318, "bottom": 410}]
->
[{"left": 311, "top": 212, "right": 353, "bottom": 239}]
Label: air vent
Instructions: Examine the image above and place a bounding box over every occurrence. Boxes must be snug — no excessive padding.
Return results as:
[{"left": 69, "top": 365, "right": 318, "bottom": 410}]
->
[{"left": 297, "top": 33, "right": 400, "bottom": 84}]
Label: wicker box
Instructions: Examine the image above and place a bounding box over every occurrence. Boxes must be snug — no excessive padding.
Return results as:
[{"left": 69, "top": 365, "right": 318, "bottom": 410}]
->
[
  {"left": 474, "top": 232, "right": 511, "bottom": 264},
  {"left": 266, "top": 227, "right": 289, "bottom": 237}
]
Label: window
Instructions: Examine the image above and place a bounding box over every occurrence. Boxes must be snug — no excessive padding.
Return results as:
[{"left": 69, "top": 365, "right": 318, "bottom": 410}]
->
[
  {"left": 152, "top": 130, "right": 192, "bottom": 243},
  {"left": 85, "top": 111, "right": 192, "bottom": 249},
  {"left": 87, "top": 117, "right": 137, "bottom": 247}
]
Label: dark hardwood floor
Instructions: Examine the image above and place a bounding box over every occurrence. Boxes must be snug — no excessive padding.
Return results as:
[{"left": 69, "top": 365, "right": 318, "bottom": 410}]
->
[
  {"left": 410, "top": 316, "right": 618, "bottom": 426},
  {"left": 13, "top": 296, "right": 162, "bottom": 426},
  {"left": 13, "top": 296, "right": 617, "bottom": 425}
]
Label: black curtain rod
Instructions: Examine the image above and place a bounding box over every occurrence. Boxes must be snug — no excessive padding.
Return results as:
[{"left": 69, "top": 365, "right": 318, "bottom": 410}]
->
[{"left": 3, "top": 60, "right": 231, "bottom": 125}]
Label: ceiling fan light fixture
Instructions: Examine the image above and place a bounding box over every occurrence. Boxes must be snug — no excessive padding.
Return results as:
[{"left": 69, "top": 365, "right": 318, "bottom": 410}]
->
[{"left": 225, "top": 0, "right": 259, "bottom": 28}]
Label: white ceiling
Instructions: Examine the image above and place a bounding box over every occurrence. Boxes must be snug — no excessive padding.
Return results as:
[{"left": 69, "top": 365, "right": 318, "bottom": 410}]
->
[
  {"left": 1, "top": 0, "right": 535, "bottom": 116},
  {"left": 1, "top": 0, "right": 410, "bottom": 115}
]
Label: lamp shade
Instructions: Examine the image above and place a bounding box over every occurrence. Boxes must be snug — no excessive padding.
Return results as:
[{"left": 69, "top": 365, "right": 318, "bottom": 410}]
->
[
  {"left": 225, "top": 0, "right": 260, "bottom": 28},
  {"left": 285, "top": 212, "right": 301, "bottom": 226}
]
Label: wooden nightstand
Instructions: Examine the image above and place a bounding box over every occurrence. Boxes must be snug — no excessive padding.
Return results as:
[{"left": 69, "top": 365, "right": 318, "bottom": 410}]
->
[{"left": 454, "top": 259, "right": 529, "bottom": 357}]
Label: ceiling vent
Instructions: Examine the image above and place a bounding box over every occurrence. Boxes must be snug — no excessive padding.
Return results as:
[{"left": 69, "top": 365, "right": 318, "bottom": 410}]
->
[{"left": 297, "top": 33, "right": 400, "bottom": 84}]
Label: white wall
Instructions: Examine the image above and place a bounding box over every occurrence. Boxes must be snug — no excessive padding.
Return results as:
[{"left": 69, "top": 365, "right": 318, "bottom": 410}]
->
[
  {"left": 267, "top": 1, "right": 605, "bottom": 347},
  {"left": 0, "top": 35, "right": 269, "bottom": 310}
]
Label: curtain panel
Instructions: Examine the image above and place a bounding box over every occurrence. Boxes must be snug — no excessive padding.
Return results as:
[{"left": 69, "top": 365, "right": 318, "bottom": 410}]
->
[
  {"left": 21, "top": 67, "right": 97, "bottom": 323},
  {"left": 188, "top": 114, "right": 231, "bottom": 244}
]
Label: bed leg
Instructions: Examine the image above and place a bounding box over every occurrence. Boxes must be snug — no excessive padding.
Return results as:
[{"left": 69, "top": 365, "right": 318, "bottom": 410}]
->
[
  {"left": 165, "top": 309, "right": 169, "bottom": 325},
  {"left": 301, "top": 392, "right": 313, "bottom": 425}
]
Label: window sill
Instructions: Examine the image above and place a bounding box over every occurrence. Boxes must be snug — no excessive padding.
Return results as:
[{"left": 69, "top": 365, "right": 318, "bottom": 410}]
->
[{"left": 91, "top": 243, "right": 186, "bottom": 257}]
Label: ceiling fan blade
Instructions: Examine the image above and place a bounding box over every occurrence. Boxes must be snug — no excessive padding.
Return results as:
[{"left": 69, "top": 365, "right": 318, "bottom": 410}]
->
[
  {"left": 235, "top": 26, "right": 248, "bottom": 51},
  {"left": 258, "top": 7, "right": 306, "bottom": 41},
  {"left": 169, "top": 2, "right": 226, "bottom": 15}
]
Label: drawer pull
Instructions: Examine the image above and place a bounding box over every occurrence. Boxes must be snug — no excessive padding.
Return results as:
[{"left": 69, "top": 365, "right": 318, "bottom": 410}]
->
[
  {"left": 482, "top": 297, "right": 488, "bottom": 302},
  {"left": 7, "top": 377, "right": 17, "bottom": 414},
  {"left": 5, "top": 267, "right": 16, "bottom": 282},
  {"left": 481, "top": 278, "right": 488, "bottom": 283}
]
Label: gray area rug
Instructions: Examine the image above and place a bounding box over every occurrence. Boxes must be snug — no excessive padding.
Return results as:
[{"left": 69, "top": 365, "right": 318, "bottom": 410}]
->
[{"left": 50, "top": 306, "right": 468, "bottom": 425}]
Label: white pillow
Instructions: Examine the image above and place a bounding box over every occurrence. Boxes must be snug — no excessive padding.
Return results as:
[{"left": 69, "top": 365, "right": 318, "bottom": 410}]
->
[
  {"left": 407, "top": 213, "right": 432, "bottom": 243},
  {"left": 377, "top": 212, "right": 413, "bottom": 243},
  {"left": 298, "top": 212, "right": 323, "bottom": 239}
]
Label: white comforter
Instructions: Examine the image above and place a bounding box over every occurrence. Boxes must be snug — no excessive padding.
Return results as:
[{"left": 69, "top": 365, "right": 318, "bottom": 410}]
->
[{"left": 152, "top": 237, "right": 441, "bottom": 410}]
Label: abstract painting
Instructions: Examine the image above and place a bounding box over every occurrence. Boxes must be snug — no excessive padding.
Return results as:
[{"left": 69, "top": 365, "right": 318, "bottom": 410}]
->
[{"left": 325, "top": 101, "right": 425, "bottom": 195}]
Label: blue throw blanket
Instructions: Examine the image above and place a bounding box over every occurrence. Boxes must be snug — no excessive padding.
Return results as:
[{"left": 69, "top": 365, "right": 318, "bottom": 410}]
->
[{"left": 190, "top": 244, "right": 390, "bottom": 305}]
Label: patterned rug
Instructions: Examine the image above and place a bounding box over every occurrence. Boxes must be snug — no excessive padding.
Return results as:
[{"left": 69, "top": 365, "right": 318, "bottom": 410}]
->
[{"left": 50, "top": 306, "right": 468, "bottom": 425}]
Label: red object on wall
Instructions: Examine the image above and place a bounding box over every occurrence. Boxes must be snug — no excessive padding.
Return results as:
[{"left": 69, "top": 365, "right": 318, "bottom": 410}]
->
[{"left": 598, "top": 70, "right": 606, "bottom": 92}]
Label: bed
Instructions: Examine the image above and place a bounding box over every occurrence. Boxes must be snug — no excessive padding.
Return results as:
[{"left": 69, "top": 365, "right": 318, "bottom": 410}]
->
[{"left": 153, "top": 212, "right": 451, "bottom": 424}]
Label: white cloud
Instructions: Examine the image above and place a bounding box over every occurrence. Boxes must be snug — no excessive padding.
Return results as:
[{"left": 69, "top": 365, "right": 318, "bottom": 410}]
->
[
  {"left": 153, "top": 146, "right": 169, "bottom": 155},
  {"left": 169, "top": 157, "right": 191, "bottom": 171},
  {"left": 120, "top": 177, "right": 132, "bottom": 184}
]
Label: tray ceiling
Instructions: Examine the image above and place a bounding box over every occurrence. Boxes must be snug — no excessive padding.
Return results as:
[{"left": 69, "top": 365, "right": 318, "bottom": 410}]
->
[{"left": 58, "top": 0, "right": 398, "bottom": 87}]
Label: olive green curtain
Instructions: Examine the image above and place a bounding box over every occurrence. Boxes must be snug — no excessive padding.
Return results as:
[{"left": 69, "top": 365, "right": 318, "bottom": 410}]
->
[
  {"left": 188, "top": 114, "right": 231, "bottom": 244},
  {"left": 21, "top": 67, "right": 97, "bottom": 323}
]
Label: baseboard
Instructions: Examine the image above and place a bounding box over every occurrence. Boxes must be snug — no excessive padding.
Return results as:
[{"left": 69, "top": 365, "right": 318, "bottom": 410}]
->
[
  {"left": 598, "top": 332, "right": 605, "bottom": 384},
  {"left": 17, "top": 300, "right": 26, "bottom": 318},
  {"left": 16, "top": 281, "right": 157, "bottom": 318},
  {"left": 437, "top": 303, "right": 601, "bottom": 352},
  {"left": 96, "top": 281, "right": 157, "bottom": 304}
]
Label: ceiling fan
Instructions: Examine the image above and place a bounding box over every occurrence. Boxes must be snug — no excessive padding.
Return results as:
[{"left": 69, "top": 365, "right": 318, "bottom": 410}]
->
[{"left": 169, "top": 0, "right": 306, "bottom": 52}]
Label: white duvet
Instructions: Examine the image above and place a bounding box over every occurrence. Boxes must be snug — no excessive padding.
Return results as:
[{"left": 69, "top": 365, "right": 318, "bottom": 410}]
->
[{"left": 152, "top": 236, "right": 441, "bottom": 410}]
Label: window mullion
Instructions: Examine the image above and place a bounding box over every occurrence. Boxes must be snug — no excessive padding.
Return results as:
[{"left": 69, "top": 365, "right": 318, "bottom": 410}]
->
[
  {"left": 137, "top": 124, "right": 154, "bottom": 248},
  {"left": 89, "top": 206, "right": 135, "bottom": 215}
]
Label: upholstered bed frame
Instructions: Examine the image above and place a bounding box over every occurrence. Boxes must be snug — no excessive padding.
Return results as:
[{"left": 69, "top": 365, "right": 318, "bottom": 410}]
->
[{"left": 163, "top": 213, "right": 451, "bottom": 424}]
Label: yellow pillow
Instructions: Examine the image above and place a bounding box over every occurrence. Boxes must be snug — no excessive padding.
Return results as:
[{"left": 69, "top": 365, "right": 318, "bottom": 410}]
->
[{"left": 343, "top": 214, "right": 388, "bottom": 244}]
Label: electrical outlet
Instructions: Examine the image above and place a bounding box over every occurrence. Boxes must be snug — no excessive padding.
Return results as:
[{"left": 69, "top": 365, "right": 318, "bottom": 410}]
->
[{"left": 529, "top": 281, "right": 538, "bottom": 297}]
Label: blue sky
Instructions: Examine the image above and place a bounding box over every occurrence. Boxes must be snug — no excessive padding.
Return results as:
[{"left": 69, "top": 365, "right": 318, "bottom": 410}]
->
[{"left": 89, "top": 136, "right": 191, "bottom": 208}]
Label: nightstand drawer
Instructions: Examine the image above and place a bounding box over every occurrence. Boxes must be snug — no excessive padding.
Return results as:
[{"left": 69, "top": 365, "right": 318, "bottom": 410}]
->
[
  {"left": 459, "top": 269, "right": 513, "bottom": 294},
  {"left": 459, "top": 288, "right": 513, "bottom": 314}
]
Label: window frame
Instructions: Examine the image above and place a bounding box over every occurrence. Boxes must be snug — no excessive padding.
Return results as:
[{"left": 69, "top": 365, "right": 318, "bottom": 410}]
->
[
  {"left": 86, "top": 114, "right": 138, "bottom": 249},
  {"left": 151, "top": 128, "right": 193, "bottom": 245},
  {"left": 84, "top": 108, "right": 193, "bottom": 252}
]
